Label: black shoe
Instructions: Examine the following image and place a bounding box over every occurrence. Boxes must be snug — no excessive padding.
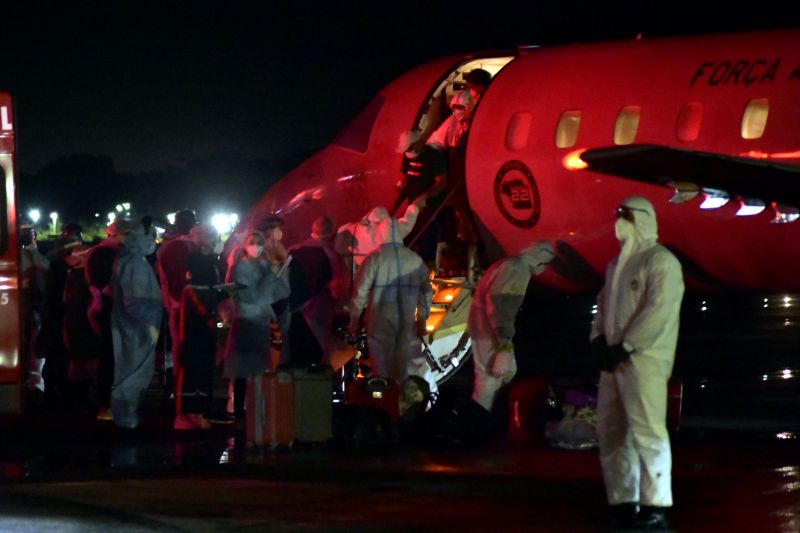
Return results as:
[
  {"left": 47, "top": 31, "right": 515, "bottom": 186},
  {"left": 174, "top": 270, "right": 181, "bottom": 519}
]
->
[
  {"left": 632, "top": 506, "right": 669, "bottom": 530},
  {"left": 608, "top": 502, "right": 639, "bottom": 528}
]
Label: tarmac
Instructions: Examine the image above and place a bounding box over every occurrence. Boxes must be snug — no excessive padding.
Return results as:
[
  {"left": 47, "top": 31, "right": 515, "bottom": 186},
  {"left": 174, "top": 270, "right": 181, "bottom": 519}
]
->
[{"left": 1, "top": 382, "right": 800, "bottom": 532}]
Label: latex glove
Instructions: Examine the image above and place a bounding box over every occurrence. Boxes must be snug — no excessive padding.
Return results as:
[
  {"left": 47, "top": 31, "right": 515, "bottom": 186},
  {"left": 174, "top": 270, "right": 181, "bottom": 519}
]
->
[
  {"left": 149, "top": 325, "right": 160, "bottom": 344},
  {"left": 490, "top": 350, "right": 514, "bottom": 378},
  {"left": 606, "top": 344, "right": 631, "bottom": 372}
]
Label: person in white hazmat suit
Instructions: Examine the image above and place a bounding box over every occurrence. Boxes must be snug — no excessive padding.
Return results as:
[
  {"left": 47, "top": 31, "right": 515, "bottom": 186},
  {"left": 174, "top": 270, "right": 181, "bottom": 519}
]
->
[
  {"left": 110, "top": 222, "right": 163, "bottom": 429},
  {"left": 590, "top": 196, "right": 684, "bottom": 530},
  {"left": 349, "top": 214, "right": 432, "bottom": 384},
  {"left": 468, "top": 241, "right": 555, "bottom": 412},
  {"left": 335, "top": 203, "right": 420, "bottom": 284}
]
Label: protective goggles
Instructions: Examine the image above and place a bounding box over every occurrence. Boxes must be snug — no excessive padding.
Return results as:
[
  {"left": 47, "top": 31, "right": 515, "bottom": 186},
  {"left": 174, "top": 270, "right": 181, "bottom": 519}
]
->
[{"left": 615, "top": 205, "right": 649, "bottom": 223}]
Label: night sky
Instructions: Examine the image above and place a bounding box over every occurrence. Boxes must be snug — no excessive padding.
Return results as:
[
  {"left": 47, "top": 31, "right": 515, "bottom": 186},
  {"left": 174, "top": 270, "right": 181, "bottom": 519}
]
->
[{"left": 0, "top": 1, "right": 794, "bottom": 224}]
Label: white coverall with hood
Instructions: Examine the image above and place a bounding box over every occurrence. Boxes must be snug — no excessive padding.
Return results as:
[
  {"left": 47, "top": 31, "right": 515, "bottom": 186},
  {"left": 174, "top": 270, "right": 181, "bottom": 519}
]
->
[
  {"left": 427, "top": 90, "right": 475, "bottom": 152},
  {"left": 350, "top": 216, "right": 432, "bottom": 384},
  {"left": 335, "top": 203, "right": 419, "bottom": 282},
  {"left": 590, "top": 196, "right": 684, "bottom": 509},
  {"left": 110, "top": 226, "right": 163, "bottom": 429},
  {"left": 468, "top": 241, "right": 555, "bottom": 412}
]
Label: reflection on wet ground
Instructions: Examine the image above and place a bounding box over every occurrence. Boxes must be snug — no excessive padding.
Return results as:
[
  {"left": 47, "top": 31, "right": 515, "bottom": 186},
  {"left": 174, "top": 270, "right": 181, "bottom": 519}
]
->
[{"left": 2, "top": 402, "right": 800, "bottom": 531}]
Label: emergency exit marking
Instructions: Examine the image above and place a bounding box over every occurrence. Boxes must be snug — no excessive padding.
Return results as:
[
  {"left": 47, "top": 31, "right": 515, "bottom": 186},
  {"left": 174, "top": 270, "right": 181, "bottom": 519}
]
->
[{"left": 0, "top": 108, "right": 11, "bottom": 131}]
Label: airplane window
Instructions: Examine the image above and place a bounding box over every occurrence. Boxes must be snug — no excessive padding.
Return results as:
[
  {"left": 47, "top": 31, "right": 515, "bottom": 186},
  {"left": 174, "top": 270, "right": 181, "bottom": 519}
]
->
[
  {"left": 333, "top": 95, "right": 386, "bottom": 153},
  {"left": 555, "top": 110, "right": 581, "bottom": 148},
  {"left": 741, "top": 98, "right": 769, "bottom": 140},
  {"left": 506, "top": 112, "right": 532, "bottom": 151},
  {"left": 614, "top": 106, "right": 640, "bottom": 145},
  {"left": 676, "top": 102, "right": 703, "bottom": 142}
]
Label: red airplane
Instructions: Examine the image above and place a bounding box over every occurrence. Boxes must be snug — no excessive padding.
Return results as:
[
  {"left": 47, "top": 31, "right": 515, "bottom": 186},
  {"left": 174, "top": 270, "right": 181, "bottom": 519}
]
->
[{"left": 235, "top": 28, "right": 800, "bottom": 381}]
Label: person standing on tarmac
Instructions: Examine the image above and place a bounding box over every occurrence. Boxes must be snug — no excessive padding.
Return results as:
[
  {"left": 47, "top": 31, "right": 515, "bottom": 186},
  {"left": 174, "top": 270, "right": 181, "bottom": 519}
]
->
[
  {"left": 468, "top": 241, "right": 554, "bottom": 413},
  {"left": 85, "top": 219, "right": 130, "bottom": 420},
  {"left": 224, "top": 231, "right": 289, "bottom": 418},
  {"left": 349, "top": 215, "right": 432, "bottom": 384},
  {"left": 156, "top": 209, "right": 198, "bottom": 383},
  {"left": 110, "top": 221, "right": 163, "bottom": 429},
  {"left": 174, "top": 224, "right": 221, "bottom": 430},
  {"left": 590, "top": 196, "right": 684, "bottom": 530}
]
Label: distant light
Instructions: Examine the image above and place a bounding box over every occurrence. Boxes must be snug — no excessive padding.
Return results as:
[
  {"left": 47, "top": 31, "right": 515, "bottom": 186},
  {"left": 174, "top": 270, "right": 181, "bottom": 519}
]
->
[
  {"left": 211, "top": 213, "right": 233, "bottom": 234},
  {"left": 763, "top": 374, "right": 768, "bottom": 381},
  {"left": 764, "top": 298, "right": 769, "bottom": 303},
  {"left": 166, "top": 212, "right": 176, "bottom": 225},
  {"left": 28, "top": 209, "right": 41, "bottom": 223},
  {"left": 94, "top": 213, "right": 100, "bottom": 218},
  {"left": 121, "top": 202, "right": 131, "bottom": 211},
  {"left": 784, "top": 296, "right": 791, "bottom": 308},
  {"left": 700, "top": 384, "right": 706, "bottom": 389},
  {"left": 785, "top": 319, "right": 792, "bottom": 327},
  {"left": 776, "top": 432, "right": 796, "bottom": 440},
  {"left": 108, "top": 212, "right": 116, "bottom": 224},
  {"left": 115, "top": 204, "right": 123, "bottom": 213},
  {"left": 782, "top": 369, "right": 793, "bottom": 380},
  {"left": 700, "top": 306, "right": 707, "bottom": 312}
]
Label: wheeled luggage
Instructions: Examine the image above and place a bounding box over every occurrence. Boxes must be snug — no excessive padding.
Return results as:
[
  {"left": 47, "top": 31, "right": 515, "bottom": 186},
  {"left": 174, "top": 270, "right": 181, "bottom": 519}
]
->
[
  {"left": 246, "top": 370, "right": 294, "bottom": 448},
  {"left": 345, "top": 375, "right": 400, "bottom": 422},
  {"left": 292, "top": 364, "right": 334, "bottom": 443}
]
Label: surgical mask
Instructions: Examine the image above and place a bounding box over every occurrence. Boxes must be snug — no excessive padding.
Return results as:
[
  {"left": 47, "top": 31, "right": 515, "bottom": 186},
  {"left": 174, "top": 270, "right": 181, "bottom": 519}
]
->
[
  {"left": 245, "top": 244, "right": 263, "bottom": 258},
  {"left": 615, "top": 217, "right": 635, "bottom": 242}
]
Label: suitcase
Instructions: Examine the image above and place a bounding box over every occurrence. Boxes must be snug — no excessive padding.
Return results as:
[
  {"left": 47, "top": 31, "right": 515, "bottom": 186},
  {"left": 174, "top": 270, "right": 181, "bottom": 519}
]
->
[
  {"left": 506, "top": 376, "right": 550, "bottom": 445},
  {"left": 292, "top": 364, "right": 334, "bottom": 443},
  {"left": 246, "top": 370, "right": 295, "bottom": 448},
  {"left": 345, "top": 376, "right": 400, "bottom": 423}
]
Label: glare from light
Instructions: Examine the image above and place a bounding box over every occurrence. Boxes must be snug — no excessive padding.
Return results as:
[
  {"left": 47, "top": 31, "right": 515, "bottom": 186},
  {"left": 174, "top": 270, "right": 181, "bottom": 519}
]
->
[
  {"left": 121, "top": 202, "right": 131, "bottom": 211},
  {"left": 763, "top": 374, "right": 768, "bottom": 381},
  {"left": 736, "top": 203, "right": 766, "bottom": 216},
  {"left": 426, "top": 324, "right": 434, "bottom": 332},
  {"left": 94, "top": 212, "right": 100, "bottom": 218},
  {"left": 228, "top": 213, "right": 239, "bottom": 226},
  {"left": 445, "top": 294, "right": 453, "bottom": 302},
  {"left": 700, "top": 306, "right": 707, "bottom": 312},
  {"left": 764, "top": 298, "right": 769, "bottom": 303},
  {"left": 28, "top": 209, "right": 41, "bottom": 223},
  {"left": 115, "top": 204, "right": 124, "bottom": 213},
  {"left": 107, "top": 212, "right": 116, "bottom": 225},
  {"left": 776, "top": 432, "right": 796, "bottom": 440},
  {"left": 562, "top": 148, "right": 588, "bottom": 170},
  {"left": 782, "top": 369, "right": 793, "bottom": 380},
  {"left": 211, "top": 213, "right": 232, "bottom": 235},
  {"left": 699, "top": 190, "right": 729, "bottom": 209},
  {"left": 784, "top": 296, "right": 791, "bottom": 308},
  {"left": 166, "top": 212, "right": 176, "bottom": 225}
]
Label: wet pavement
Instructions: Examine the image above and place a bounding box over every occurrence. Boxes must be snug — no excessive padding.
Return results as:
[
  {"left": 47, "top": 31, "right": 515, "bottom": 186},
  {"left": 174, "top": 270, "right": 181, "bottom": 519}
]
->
[{"left": 2, "top": 398, "right": 800, "bottom": 532}]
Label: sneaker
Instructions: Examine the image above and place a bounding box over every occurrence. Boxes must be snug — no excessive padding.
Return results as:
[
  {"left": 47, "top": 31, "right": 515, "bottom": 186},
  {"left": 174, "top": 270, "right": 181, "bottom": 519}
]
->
[
  {"left": 173, "top": 414, "right": 196, "bottom": 430},
  {"left": 632, "top": 506, "right": 669, "bottom": 530},
  {"left": 96, "top": 407, "right": 113, "bottom": 421},
  {"left": 608, "top": 502, "right": 639, "bottom": 528}
]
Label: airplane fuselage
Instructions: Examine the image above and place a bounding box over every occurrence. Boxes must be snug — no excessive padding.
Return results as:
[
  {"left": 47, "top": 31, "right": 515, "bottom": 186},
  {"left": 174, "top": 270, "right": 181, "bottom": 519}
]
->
[{"left": 243, "top": 29, "right": 800, "bottom": 293}]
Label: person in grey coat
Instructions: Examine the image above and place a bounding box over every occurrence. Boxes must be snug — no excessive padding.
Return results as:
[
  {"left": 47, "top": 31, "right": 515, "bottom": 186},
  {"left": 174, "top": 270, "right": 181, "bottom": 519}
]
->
[
  {"left": 224, "top": 231, "right": 290, "bottom": 416},
  {"left": 110, "top": 222, "right": 163, "bottom": 429}
]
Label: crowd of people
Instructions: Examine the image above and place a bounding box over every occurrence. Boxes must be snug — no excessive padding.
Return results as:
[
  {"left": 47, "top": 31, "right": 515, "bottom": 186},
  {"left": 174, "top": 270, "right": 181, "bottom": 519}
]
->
[{"left": 17, "top": 67, "right": 683, "bottom": 528}]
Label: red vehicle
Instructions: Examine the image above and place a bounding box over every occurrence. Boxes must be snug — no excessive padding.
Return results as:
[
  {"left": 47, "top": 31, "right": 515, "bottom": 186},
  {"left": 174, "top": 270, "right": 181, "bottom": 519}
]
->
[
  {"left": 0, "top": 92, "right": 21, "bottom": 413},
  {"left": 232, "top": 29, "right": 800, "bottom": 384}
]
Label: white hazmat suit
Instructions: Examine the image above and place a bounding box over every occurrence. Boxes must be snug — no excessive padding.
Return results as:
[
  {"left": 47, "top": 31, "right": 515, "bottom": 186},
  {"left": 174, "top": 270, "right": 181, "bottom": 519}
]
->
[
  {"left": 110, "top": 227, "right": 163, "bottom": 429},
  {"left": 590, "top": 196, "right": 684, "bottom": 509},
  {"left": 468, "top": 241, "right": 554, "bottom": 412},
  {"left": 350, "top": 216, "right": 432, "bottom": 383},
  {"left": 335, "top": 204, "right": 419, "bottom": 282}
]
